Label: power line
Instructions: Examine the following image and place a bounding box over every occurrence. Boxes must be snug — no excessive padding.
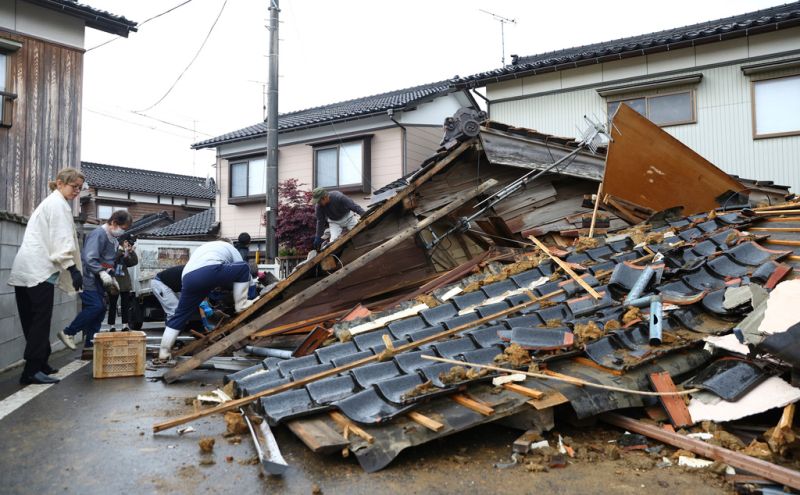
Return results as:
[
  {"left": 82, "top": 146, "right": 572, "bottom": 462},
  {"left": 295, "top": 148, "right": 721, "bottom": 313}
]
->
[
  {"left": 131, "top": 111, "right": 213, "bottom": 137},
  {"left": 86, "top": 108, "right": 198, "bottom": 139},
  {"left": 86, "top": 0, "right": 195, "bottom": 52},
  {"left": 135, "top": 0, "right": 229, "bottom": 113}
]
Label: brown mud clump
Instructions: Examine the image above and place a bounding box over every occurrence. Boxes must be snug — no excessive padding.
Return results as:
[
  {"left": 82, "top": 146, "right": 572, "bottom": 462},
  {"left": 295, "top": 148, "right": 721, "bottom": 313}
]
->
[
  {"left": 402, "top": 380, "right": 437, "bottom": 400},
  {"left": 538, "top": 319, "right": 563, "bottom": 328},
  {"left": 438, "top": 366, "right": 471, "bottom": 385},
  {"left": 574, "top": 321, "right": 603, "bottom": 343},
  {"left": 494, "top": 343, "right": 531, "bottom": 367},
  {"left": 604, "top": 320, "right": 621, "bottom": 331},
  {"left": 224, "top": 411, "right": 249, "bottom": 436},
  {"left": 574, "top": 237, "right": 600, "bottom": 253},
  {"left": 622, "top": 307, "right": 642, "bottom": 325},
  {"left": 415, "top": 294, "right": 440, "bottom": 308},
  {"left": 198, "top": 437, "right": 215, "bottom": 453}
]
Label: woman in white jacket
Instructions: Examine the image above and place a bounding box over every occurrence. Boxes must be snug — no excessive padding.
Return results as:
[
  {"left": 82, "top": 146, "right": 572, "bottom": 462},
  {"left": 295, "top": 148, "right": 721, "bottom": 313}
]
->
[{"left": 8, "top": 168, "right": 85, "bottom": 385}]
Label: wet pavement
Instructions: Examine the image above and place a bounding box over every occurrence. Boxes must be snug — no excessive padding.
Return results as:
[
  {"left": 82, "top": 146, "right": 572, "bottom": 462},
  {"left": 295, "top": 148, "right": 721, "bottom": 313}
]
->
[{"left": 0, "top": 332, "right": 729, "bottom": 495}]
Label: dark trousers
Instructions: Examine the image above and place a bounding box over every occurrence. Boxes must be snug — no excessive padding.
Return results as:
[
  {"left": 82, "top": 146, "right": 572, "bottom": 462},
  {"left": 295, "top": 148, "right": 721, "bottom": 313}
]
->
[
  {"left": 107, "top": 291, "right": 132, "bottom": 325},
  {"left": 14, "top": 282, "right": 55, "bottom": 376},
  {"left": 64, "top": 286, "right": 106, "bottom": 346},
  {"left": 166, "top": 262, "right": 250, "bottom": 331}
]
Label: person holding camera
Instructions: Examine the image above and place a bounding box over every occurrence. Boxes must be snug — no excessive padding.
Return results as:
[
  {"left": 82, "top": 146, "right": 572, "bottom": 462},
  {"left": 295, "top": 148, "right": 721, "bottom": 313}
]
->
[
  {"left": 61, "top": 209, "right": 132, "bottom": 351},
  {"left": 107, "top": 233, "right": 138, "bottom": 331}
]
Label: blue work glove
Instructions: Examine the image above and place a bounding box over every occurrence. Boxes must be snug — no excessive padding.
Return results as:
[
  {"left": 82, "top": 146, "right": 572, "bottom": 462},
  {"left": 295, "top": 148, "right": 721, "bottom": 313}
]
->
[
  {"left": 67, "top": 265, "right": 83, "bottom": 291},
  {"left": 312, "top": 236, "right": 323, "bottom": 251}
]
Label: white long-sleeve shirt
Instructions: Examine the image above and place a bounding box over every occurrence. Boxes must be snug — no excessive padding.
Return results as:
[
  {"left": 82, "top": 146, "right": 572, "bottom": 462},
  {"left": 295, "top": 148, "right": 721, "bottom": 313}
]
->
[
  {"left": 8, "top": 190, "right": 82, "bottom": 294},
  {"left": 182, "top": 241, "right": 243, "bottom": 278}
]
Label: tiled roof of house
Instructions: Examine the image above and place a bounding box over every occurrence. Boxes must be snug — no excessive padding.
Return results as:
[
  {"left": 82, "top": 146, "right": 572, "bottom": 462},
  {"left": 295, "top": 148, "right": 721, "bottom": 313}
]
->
[
  {"left": 81, "top": 162, "right": 216, "bottom": 200},
  {"left": 126, "top": 211, "right": 173, "bottom": 236},
  {"left": 149, "top": 208, "right": 218, "bottom": 238},
  {"left": 25, "top": 0, "right": 138, "bottom": 37},
  {"left": 453, "top": 2, "right": 800, "bottom": 88},
  {"left": 192, "top": 81, "right": 454, "bottom": 149}
]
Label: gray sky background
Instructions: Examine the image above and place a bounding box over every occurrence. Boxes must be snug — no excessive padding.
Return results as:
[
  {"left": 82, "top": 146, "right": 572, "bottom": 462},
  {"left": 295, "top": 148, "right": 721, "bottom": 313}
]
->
[{"left": 81, "top": 0, "right": 781, "bottom": 179}]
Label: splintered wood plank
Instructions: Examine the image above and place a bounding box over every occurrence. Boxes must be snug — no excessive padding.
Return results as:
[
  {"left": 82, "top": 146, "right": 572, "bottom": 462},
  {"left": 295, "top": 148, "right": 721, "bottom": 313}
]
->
[
  {"left": 513, "top": 430, "right": 544, "bottom": 454},
  {"left": 287, "top": 417, "right": 349, "bottom": 454},
  {"left": 407, "top": 411, "right": 445, "bottom": 432},
  {"left": 648, "top": 371, "right": 693, "bottom": 428},
  {"left": 502, "top": 383, "right": 544, "bottom": 400},
  {"left": 451, "top": 394, "right": 495, "bottom": 416},
  {"left": 527, "top": 391, "right": 569, "bottom": 410},
  {"left": 329, "top": 411, "right": 374, "bottom": 444}
]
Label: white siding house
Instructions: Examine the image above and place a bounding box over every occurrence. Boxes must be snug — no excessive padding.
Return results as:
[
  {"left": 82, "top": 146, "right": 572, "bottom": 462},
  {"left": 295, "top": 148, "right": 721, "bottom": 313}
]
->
[{"left": 455, "top": 3, "right": 800, "bottom": 191}]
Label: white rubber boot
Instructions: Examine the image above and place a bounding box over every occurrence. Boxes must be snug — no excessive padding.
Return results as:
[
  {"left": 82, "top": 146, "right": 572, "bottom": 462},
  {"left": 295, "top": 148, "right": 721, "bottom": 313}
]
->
[
  {"left": 233, "top": 282, "right": 254, "bottom": 313},
  {"left": 158, "top": 326, "right": 180, "bottom": 360}
]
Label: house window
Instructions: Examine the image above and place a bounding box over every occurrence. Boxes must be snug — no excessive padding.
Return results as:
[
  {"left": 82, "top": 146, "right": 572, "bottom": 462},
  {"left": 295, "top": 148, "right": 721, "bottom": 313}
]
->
[
  {"left": 313, "top": 137, "right": 371, "bottom": 193},
  {"left": 753, "top": 74, "right": 800, "bottom": 139},
  {"left": 0, "top": 53, "right": 11, "bottom": 127},
  {"left": 97, "top": 204, "right": 126, "bottom": 220},
  {"left": 230, "top": 158, "right": 266, "bottom": 198},
  {"left": 608, "top": 91, "right": 695, "bottom": 127}
]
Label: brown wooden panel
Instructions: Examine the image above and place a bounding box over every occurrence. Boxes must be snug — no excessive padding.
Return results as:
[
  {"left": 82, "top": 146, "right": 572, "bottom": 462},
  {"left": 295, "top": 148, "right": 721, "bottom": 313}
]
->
[
  {"left": 604, "top": 104, "right": 744, "bottom": 216},
  {"left": 0, "top": 31, "right": 83, "bottom": 216}
]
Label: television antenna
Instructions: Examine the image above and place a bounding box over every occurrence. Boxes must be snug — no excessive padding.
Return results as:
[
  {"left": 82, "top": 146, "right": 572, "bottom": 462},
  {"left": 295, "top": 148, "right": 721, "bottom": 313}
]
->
[{"left": 479, "top": 9, "right": 517, "bottom": 66}]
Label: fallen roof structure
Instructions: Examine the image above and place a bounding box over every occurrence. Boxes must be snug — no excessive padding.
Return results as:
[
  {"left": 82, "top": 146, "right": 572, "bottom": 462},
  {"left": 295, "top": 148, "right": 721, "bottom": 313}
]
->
[{"left": 154, "top": 105, "right": 800, "bottom": 490}]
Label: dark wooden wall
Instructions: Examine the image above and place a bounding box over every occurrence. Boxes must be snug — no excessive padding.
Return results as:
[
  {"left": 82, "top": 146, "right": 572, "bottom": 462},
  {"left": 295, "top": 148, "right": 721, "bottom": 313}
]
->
[{"left": 0, "top": 31, "right": 83, "bottom": 217}]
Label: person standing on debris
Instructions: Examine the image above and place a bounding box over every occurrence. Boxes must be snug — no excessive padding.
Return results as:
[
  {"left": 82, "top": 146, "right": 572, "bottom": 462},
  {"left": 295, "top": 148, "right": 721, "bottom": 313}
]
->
[
  {"left": 233, "top": 232, "right": 258, "bottom": 276},
  {"left": 156, "top": 241, "right": 254, "bottom": 362},
  {"left": 8, "top": 168, "right": 85, "bottom": 385},
  {"left": 151, "top": 264, "right": 184, "bottom": 321},
  {"left": 61, "top": 209, "right": 132, "bottom": 352},
  {"left": 311, "top": 187, "right": 365, "bottom": 250},
  {"left": 107, "top": 233, "right": 138, "bottom": 331}
]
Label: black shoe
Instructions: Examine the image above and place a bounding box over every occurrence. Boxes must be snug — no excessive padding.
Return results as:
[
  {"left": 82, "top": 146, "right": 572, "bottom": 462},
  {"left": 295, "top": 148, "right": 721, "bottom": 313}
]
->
[
  {"left": 109, "top": 327, "right": 117, "bottom": 332},
  {"left": 42, "top": 364, "right": 59, "bottom": 375},
  {"left": 20, "top": 371, "right": 60, "bottom": 385}
]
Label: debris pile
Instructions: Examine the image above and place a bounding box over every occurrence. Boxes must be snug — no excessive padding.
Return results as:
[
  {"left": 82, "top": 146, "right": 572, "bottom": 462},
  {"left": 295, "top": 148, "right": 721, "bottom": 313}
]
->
[{"left": 153, "top": 107, "right": 800, "bottom": 492}]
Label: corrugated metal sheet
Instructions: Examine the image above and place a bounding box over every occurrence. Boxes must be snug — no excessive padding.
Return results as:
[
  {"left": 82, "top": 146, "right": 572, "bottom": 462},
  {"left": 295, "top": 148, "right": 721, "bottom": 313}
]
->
[{"left": 490, "top": 58, "right": 800, "bottom": 192}]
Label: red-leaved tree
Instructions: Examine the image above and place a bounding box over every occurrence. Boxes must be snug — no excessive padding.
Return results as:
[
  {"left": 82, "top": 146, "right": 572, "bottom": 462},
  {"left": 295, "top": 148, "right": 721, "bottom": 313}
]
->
[{"left": 276, "top": 179, "right": 315, "bottom": 255}]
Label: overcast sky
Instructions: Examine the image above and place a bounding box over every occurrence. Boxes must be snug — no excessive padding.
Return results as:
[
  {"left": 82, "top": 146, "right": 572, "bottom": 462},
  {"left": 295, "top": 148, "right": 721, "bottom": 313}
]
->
[{"left": 81, "top": 0, "right": 782, "bottom": 179}]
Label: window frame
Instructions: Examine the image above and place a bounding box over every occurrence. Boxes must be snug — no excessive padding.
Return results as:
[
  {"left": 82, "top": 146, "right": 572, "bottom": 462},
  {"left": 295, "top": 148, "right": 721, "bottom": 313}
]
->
[
  {"left": 608, "top": 89, "right": 696, "bottom": 128},
  {"left": 0, "top": 51, "right": 17, "bottom": 128},
  {"left": 227, "top": 155, "right": 268, "bottom": 204},
  {"left": 751, "top": 73, "right": 800, "bottom": 140},
  {"left": 96, "top": 204, "right": 126, "bottom": 221},
  {"left": 312, "top": 135, "right": 372, "bottom": 194}
]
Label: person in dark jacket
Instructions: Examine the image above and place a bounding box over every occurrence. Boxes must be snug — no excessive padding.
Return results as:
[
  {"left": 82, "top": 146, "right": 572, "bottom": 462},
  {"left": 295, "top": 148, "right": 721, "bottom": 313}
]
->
[
  {"left": 62, "top": 209, "right": 132, "bottom": 350},
  {"left": 311, "top": 188, "right": 365, "bottom": 250},
  {"left": 107, "top": 233, "right": 138, "bottom": 331},
  {"left": 233, "top": 232, "right": 257, "bottom": 276}
]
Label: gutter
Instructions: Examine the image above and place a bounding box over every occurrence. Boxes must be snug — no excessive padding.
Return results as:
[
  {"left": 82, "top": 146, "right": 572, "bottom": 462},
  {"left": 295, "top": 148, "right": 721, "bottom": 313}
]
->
[
  {"left": 27, "top": 0, "right": 138, "bottom": 37},
  {"left": 387, "top": 109, "right": 408, "bottom": 175}
]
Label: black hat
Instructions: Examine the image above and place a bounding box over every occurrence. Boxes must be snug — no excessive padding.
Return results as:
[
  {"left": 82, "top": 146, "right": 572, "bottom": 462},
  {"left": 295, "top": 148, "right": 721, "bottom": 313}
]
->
[{"left": 238, "top": 232, "right": 251, "bottom": 245}]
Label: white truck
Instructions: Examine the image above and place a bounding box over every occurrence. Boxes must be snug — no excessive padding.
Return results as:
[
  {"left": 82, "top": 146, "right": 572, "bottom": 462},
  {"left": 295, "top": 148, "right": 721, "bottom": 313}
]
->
[{"left": 127, "top": 238, "right": 205, "bottom": 329}]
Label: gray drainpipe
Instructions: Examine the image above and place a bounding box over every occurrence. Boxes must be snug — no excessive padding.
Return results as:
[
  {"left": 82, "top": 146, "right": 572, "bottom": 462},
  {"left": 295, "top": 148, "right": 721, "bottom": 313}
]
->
[{"left": 387, "top": 109, "right": 407, "bottom": 175}]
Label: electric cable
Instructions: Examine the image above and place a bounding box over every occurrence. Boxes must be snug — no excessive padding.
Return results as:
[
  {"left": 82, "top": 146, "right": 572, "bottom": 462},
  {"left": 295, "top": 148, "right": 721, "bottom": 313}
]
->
[
  {"left": 135, "top": 0, "right": 228, "bottom": 113},
  {"left": 86, "top": 0, "right": 195, "bottom": 52}
]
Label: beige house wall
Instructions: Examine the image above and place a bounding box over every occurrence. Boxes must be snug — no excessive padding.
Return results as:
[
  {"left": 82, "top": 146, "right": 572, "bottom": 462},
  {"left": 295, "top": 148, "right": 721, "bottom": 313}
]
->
[{"left": 406, "top": 126, "right": 442, "bottom": 173}]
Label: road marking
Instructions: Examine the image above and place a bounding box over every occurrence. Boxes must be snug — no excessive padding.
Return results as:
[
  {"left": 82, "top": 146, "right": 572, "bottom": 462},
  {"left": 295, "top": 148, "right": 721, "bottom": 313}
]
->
[{"left": 0, "top": 360, "right": 89, "bottom": 421}]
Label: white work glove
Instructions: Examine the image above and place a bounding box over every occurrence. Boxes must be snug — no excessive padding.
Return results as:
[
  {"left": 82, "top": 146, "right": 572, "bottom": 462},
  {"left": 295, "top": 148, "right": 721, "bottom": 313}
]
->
[{"left": 99, "top": 270, "right": 120, "bottom": 295}]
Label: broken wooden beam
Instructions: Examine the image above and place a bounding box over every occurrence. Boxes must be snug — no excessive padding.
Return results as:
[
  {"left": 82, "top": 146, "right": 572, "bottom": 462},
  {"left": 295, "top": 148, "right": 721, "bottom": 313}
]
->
[
  {"left": 286, "top": 417, "right": 349, "bottom": 454},
  {"left": 163, "top": 175, "right": 496, "bottom": 383},
  {"left": 602, "top": 413, "right": 800, "bottom": 491},
  {"left": 513, "top": 430, "right": 544, "bottom": 454},
  {"left": 407, "top": 411, "right": 445, "bottom": 432},
  {"left": 502, "top": 383, "right": 544, "bottom": 400},
  {"left": 527, "top": 234, "right": 601, "bottom": 299},
  {"left": 167, "top": 141, "right": 475, "bottom": 366},
  {"left": 330, "top": 411, "right": 374, "bottom": 444},
  {"left": 451, "top": 393, "right": 495, "bottom": 416},
  {"left": 648, "top": 371, "right": 693, "bottom": 428},
  {"left": 153, "top": 264, "right": 558, "bottom": 433}
]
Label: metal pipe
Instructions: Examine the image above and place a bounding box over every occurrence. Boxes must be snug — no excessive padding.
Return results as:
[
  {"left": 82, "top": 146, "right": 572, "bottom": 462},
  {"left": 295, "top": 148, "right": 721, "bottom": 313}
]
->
[
  {"left": 624, "top": 265, "right": 655, "bottom": 304},
  {"left": 245, "top": 345, "right": 292, "bottom": 359},
  {"left": 649, "top": 298, "right": 663, "bottom": 346},
  {"left": 625, "top": 294, "right": 660, "bottom": 308}
]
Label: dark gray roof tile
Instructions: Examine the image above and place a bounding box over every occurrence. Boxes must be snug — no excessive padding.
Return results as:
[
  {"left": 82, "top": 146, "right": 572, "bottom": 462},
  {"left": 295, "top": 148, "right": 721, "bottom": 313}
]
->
[
  {"left": 149, "top": 208, "right": 217, "bottom": 237},
  {"left": 81, "top": 161, "right": 215, "bottom": 200}
]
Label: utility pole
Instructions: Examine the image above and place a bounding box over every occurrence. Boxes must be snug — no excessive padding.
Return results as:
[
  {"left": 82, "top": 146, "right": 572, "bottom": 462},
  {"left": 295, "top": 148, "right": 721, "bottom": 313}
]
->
[
  {"left": 479, "top": 9, "right": 517, "bottom": 66},
  {"left": 265, "top": 0, "right": 279, "bottom": 262}
]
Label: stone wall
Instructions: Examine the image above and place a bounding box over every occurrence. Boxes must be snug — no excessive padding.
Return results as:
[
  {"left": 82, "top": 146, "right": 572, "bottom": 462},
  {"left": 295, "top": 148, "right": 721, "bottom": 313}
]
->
[{"left": 0, "top": 212, "right": 80, "bottom": 371}]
